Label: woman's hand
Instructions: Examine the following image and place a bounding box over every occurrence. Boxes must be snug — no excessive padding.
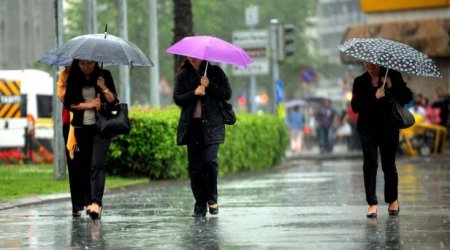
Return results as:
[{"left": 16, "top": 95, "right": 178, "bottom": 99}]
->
[
  {"left": 97, "top": 76, "right": 107, "bottom": 91},
  {"left": 375, "top": 88, "right": 385, "bottom": 99},
  {"left": 195, "top": 85, "right": 206, "bottom": 96},
  {"left": 89, "top": 94, "right": 101, "bottom": 110},
  {"left": 200, "top": 76, "right": 209, "bottom": 87}
]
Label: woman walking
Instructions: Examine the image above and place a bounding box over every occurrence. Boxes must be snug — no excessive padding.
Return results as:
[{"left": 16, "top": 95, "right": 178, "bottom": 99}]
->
[
  {"left": 351, "top": 62, "right": 412, "bottom": 218},
  {"left": 173, "top": 57, "right": 232, "bottom": 217},
  {"left": 64, "top": 59, "right": 118, "bottom": 220}
]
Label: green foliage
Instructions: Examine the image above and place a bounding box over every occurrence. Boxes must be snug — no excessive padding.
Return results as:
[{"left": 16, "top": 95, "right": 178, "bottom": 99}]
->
[
  {"left": 108, "top": 106, "right": 187, "bottom": 179},
  {"left": 219, "top": 112, "right": 289, "bottom": 175},
  {"left": 108, "top": 106, "right": 289, "bottom": 179}
]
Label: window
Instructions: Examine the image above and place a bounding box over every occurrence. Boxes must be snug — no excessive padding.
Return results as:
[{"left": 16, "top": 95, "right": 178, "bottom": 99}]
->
[
  {"left": 36, "top": 95, "right": 52, "bottom": 118},
  {"left": 20, "top": 94, "right": 27, "bottom": 118}
]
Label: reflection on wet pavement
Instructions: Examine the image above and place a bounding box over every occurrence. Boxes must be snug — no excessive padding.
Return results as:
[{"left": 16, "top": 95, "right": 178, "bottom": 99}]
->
[{"left": 0, "top": 159, "right": 449, "bottom": 249}]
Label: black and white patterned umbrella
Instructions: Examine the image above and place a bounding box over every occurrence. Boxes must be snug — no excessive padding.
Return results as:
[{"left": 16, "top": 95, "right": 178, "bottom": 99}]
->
[{"left": 337, "top": 38, "right": 442, "bottom": 78}]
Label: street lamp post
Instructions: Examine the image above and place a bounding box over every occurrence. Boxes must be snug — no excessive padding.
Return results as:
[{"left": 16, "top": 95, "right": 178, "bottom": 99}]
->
[{"left": 270, "top": 19, "right": 280, "bottom": 114}]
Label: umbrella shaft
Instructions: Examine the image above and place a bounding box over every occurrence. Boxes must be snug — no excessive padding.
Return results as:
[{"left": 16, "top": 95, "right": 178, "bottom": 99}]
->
[{"left": 381, "top": 68, "right": 389, "bottom": 88}]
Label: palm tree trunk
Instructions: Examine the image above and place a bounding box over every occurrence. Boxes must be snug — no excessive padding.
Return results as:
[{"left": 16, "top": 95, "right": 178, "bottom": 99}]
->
[{"left": 172, "top": 0, "right": 194, "bottom": 73}]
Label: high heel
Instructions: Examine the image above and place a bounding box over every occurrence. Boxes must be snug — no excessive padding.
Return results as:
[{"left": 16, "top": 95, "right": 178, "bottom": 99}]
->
[
  {"left": 388, "top": 201, "right": 400, "bottom": 216},
  {"left": 208, "top": 201, "right": 219, "bottom": 215},
  {"left": 72, "top": 208, "right": 81, "bottom": 217},
  {"left": 366, "top": 205, "right": 377, "bottom": 218},
  {"left": 191, "top": 202, "right": 207, "bottom": 217},
  {"left": 89, "top": 203, "right": 102, "bottom": 220}
]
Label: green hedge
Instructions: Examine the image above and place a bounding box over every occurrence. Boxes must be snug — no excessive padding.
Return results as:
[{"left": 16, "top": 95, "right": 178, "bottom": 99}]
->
[{"left": 108, "top": 106, "right": 289, "bottom": 180}]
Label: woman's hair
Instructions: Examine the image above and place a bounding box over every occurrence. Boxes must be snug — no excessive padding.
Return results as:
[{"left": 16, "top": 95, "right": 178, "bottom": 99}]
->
[
  {"left": 67, "top": 59, "right": 102, "bottom": 87},
  {"left": 175, "top": 57, "right": 207, "bottom": 79}
]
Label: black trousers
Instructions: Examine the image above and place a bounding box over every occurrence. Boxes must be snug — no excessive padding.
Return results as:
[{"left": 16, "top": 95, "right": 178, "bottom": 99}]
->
[
  {"left": 359, "top": 130, "right": 399, "bottom": 205},
  {"left": 75, "top": 125, "right": 111, "bottom": 207},
  {"left": 186, "top": 119, "right": 220, "bottom": 211},
  {"left": 63, "top": 124, "right": 88, "bottom": 211}
]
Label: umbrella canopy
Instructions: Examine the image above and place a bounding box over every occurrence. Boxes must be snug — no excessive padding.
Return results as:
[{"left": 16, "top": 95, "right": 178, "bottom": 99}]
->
[
  {"left": 285, "top": 99, "right": 307, "bottom": 108},
  {"left": 166, "top": 35, "right": 252, "bottom": 68},
  {"left": 39, "top": 53, "right": 73, "bottom": 66},
  {"left": 337, "top": 38, "right": 442, "bottom": 78},
  {"left": 40, "top": 33, "right": 153, "bottom": 67}
]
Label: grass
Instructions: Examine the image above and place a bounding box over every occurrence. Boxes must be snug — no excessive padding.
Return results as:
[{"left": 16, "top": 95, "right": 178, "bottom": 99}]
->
[{"left": 0, "top": 164, "right": 149, "bottom": 202}]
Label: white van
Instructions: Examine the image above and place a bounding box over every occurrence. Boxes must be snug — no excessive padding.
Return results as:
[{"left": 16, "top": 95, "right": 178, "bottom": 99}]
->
[{"left": 0, "top": 69, "right": 53, "bottom": 150}]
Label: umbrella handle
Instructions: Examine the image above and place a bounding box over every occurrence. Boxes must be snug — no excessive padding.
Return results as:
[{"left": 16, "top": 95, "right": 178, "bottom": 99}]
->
[
  {"left": 203, "top": 61, "right": 209, "bottom": 77},
  {"left": 381, "top": 68, "right": 389, "bottom": 89}
]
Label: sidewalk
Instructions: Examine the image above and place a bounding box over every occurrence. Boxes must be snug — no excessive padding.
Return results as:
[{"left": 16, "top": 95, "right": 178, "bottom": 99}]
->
[
  {"left": 286, "top": 142, "right": 450, "bottom": 163},
  {"left": 1, "top": 146, "right": 449, "bottom": 249}
]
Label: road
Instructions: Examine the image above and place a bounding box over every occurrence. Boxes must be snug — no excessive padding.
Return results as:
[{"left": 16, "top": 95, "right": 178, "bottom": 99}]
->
[{"left": 0, "top": 155, "right": 449, "bottom": 249}]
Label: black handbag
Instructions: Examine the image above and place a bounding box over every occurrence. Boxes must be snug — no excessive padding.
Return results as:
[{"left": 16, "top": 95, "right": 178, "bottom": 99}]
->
[
  {"left": 390, "top": 99, "right": 415, "bottom": 129},
  {"left": 219, "top": 100, "right": 237, "bottom": 125},
  {"left": 96, "top": 102, "right": 131, "bottom": 136}
]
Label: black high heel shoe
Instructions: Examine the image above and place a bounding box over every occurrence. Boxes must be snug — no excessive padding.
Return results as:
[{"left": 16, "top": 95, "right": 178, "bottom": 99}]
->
[
  {"left": 208, "top": 202, "right": 219, "bottom": 215},
  {"left": 388, "top": 201, "right": 400, "bottom": 216},
  {"left": 89, "top": 203, "right": 102, "bottom": 220},
  {"left": 366, "top": 205, "right": 377, "bottom": 218},
  {"left": 72, "top": 209, "right": 81, "bottom": 217},
  {"left": 192, "top": 202, "right": 207, "bottom": 217}
]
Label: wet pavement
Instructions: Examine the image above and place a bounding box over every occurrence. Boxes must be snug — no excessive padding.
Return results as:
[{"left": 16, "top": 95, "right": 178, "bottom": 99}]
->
[{"left": 0, "top": 149, "right": 449, "bottom": 249}]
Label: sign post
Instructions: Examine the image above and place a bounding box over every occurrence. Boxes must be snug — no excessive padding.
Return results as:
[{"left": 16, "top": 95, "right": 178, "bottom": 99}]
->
[
  {"left": 232, "top": 30, "right": 269, "bottom": 76},
  {"left": 233, "top": 6, "right": 269, "bottom": 113}
]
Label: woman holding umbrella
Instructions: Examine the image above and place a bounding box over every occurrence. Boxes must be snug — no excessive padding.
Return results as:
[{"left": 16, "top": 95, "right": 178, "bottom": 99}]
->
[
  {"left": 64, "top": 59, "right": 118, "bottom": 220},
  {"left": 351, "top": 62, "right": 412, "bottom": 218},
  {"left": 173, "top": 57, "right": 232, "bottom": 217}
]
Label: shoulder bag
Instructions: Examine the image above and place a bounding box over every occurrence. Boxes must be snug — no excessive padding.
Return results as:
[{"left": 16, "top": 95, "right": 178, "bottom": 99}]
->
[
  {"left": 219, "top": 100, "right": 237, "bottom": 125},
  {"left": 390, "top": 100, "right": 415, "bottom": 129},
  {"left": 96, "top": 101, "right": 131, "bottom": 136}
]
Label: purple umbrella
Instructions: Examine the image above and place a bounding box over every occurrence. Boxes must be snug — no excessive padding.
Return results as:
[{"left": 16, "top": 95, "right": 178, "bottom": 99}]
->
[{"left": 166, "top": 35, "right": 253, "bottom": 70}]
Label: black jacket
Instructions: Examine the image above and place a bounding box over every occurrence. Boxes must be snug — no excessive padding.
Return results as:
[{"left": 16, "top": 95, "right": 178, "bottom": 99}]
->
[
  {"left": 64, "top": 69, "right": 117, "bottom": 127},
  {"left": 351, "top": 69, "right": 412, "bottom": 133},
  {"left": 173, "top": 63, "right": 232, "bottom": 145}
]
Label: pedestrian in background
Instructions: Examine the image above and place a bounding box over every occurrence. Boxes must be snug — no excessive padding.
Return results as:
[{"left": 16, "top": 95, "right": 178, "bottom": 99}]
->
[
  {"left": 431, "top": 86, "right": 450, "bottom": 145},
  {"left": 351, "top": 62, "right": 412, "bottom": 218},
  {"left": 173, "top": 57, "right": 232, "bottom": 217},
  {"left": 286, "top": 105, "right": 306, "bottom": 153},
  {"left": 64, "top": 59, "right": 118, "bottom": 220},
  {"left": 315, "top": 99, "right": 336, "bottom": 153}
]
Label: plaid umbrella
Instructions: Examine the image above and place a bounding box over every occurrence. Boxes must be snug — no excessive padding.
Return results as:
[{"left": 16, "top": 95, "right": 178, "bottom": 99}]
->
[{"left": 337, "top": 38, "right": 442, "bottom": 78}]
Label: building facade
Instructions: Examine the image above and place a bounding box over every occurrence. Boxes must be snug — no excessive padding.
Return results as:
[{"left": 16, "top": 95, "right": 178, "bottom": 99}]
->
[
  {"left": 0, "top": 0, "right": 55, "bottom": 70},
  {"left": 316, "top": 0, "right": 367, "bottom": 62}
]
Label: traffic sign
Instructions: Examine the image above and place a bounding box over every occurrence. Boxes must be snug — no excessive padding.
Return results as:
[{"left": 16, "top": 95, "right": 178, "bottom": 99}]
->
[
  {"left": 232, "top": 30, "right": 269, "bottom": 76},
  {"left": 299, "top": 67, "right": 316, "bottom": 84}
]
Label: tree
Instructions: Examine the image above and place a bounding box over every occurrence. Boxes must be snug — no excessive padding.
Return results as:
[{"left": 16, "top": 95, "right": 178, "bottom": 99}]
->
[{"left": 172, "top": 0, "right": 194, "bottom": 73}]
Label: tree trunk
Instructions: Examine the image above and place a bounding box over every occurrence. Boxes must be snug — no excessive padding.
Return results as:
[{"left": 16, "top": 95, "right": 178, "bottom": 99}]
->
[{"left": 172, "top": 0, "right": 194, "bottom": 73}]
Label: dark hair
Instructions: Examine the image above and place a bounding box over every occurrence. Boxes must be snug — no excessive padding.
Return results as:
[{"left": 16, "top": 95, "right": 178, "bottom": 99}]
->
[
  {"left": 175, "top": 58, "right": 208, "bottom": 79},
  {"left": 68, "top": 59, "right": 102, "bottom": 88}
]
